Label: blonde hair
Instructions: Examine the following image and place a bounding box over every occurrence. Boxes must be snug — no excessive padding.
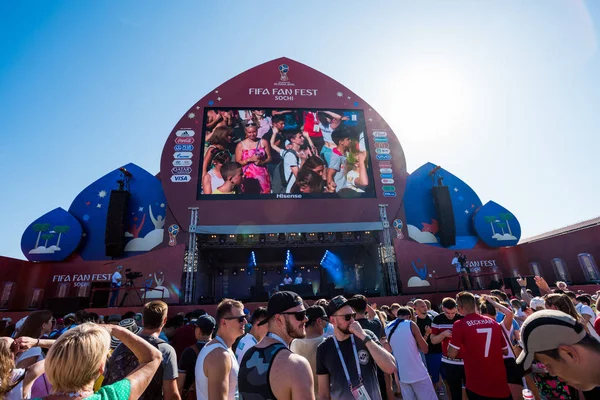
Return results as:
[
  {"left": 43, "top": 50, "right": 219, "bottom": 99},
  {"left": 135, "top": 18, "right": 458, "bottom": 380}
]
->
[
  {"left": 0, "top": 339, "right": 16, "bottom": 397},
  {"left": 45, "top": 323, "right": 110, "bottom": 393}
]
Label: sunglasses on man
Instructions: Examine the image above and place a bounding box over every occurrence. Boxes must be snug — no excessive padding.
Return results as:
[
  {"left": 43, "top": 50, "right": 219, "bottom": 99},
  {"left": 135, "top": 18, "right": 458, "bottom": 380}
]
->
[
  {"left": 333, "top": 313, "right": 356, "bottom": 321},
  {"left": 279, "top": 310, "right": 307, "bottom": 321},
  {"left": 223, "top": 314, "right": 248, "bottom": 323}
]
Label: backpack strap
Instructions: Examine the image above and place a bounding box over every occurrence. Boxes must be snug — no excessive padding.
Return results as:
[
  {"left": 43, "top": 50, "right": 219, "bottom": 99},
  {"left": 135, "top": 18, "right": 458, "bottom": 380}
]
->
[
  {"left": 280, "top": 149, "right": 300, "bottom": 187},
  {"left": 386, "top": 318, "right": 403, "bottom": 342}
]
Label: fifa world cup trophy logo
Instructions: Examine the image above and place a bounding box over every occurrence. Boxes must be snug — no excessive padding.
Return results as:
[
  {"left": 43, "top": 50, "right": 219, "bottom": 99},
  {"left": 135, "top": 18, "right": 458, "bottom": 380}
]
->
[
  {"left": 168, "top": 224, "right": 179, "bottom": 246},
  {"left": 278, "top": 64, "right": 289, "bottom": 82},
  {"left": 392, "top": 219, "right": 404, "bottom": 239}
]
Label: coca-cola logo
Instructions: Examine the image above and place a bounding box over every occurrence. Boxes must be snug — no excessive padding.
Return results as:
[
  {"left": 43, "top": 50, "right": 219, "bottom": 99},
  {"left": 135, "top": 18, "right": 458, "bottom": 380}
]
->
[
  {"left": 175, "top": 137, "right": 195, "bottom": 145},
  {"left": 172, "top": 167, "right": 192, "bottom": 174}
]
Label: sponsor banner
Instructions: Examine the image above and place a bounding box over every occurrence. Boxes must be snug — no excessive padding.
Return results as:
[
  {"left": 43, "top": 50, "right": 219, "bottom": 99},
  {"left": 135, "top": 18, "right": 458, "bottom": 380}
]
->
[
  {"left": 375, "top": 148, "right": 390, "bottom": 154},
  {"left": 374, "top": 137, "right": 388, "bottom": 143},
  {"left": 382, "top": 186, "right": 396, "bottom": 192},
  {"left": 174, "top": 137, "right": 195, "bottom": 145},
  {"left": 175, "top": 129, "right": 196, "bottom": 137},
  {"left": 171, "top": 175, "right": 191, "bottom": 183},
  {"left": 381, "top": 178, "right": 395, "bottom": 184},
  {"left": 174, "top": 144, "right": 194, "bottom": 151},
  {"left": 378, "top": 161, "right": 392, "bottom": 168},
  {"left": 380, "top": 173, "right": 393, "bottom": 179},
  {"left": 171, "top": 166, "right": 193, "bottom": 174},
  {"left": 372, "top": 131, "right": 388, "bottom": 137},
  {"left": 172, "top": 159, "right": 193, "bottom": 167},
  {"left": 383, "top": 191, "right": 397, "bottom": 197},
  {"left": 173, "top": 152, "right": 193, "bottom": 159},
  {"left": 376, "top": 154, "right": 392, "bottom": 161},
  {"left": 374, "top": 142, "right": 389, "bottom": 148},
  {"left": 379, "top": 168, "right": 393, "bottom": 174}
]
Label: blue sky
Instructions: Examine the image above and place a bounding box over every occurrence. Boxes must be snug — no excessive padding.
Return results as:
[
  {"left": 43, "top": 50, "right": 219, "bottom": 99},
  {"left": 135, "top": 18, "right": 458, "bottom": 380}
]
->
[{"left": 1, "top": 1, "right": 599, "bottom": 260}]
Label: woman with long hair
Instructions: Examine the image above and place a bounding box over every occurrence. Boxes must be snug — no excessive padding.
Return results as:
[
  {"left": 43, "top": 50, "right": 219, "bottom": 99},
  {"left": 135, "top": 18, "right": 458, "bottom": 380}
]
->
[
  {"left": 290, "top": 169, "right": 323, "bottom": 194},
  {"left": 202, "top": 150, "right": 231, "bottom": 195},
  {"left": 235, "top": 122, "right": 272, "bottom": 194},
  {"left": 0, "top": 337, "right": 46, "bottom": 400},
  {"left": 202, "top": 126, "right": 233, "bottom": 184},
  {"left": 15, "top": 310, "right": 53, "bottom": 370}
]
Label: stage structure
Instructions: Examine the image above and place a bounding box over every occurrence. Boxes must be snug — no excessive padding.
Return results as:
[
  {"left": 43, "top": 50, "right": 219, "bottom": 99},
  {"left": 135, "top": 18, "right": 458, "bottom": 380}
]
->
[{"left": 5, "top": 57, "right": 598, "bottom": 313}]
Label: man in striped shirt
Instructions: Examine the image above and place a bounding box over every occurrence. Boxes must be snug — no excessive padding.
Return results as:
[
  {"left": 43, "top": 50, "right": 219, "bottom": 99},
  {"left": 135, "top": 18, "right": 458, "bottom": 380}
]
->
[{"left": 430, "top": 297, "right": 464, "bottom": 400}]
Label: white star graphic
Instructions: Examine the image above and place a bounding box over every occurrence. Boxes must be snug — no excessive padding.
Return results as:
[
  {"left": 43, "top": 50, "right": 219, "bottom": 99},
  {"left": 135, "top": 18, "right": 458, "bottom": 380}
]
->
[
  {"left": 465, "top": 210, "right": 469, "bottom": 214},
  {"left": 336, "top": 92, "right": 343, "bottom": 97},
  {"left": 138, "top": 207, "right": 144, "bottom": 212},
  {"left": 454, "top": 187, "right": 459, "bottom": 192},
  {"left": 368, "top": 118, "right": 373, "bottom": 122},
  {"left": 196, "top": 106, "right": 200, "bottom": 110},
  {"left": 347, "top": 96, "right": 351, "bottom": 99},
  {"left": 215, "top": 90, "right": 219, "bottom": 93},
  {"left": 97, "top": 204, "right": 102, "bottom": 208},
  {"left": 428, "top": 274, "right": 432, "bottom": 278},
  {"left": 98, "top": 190, "right": 107, "bottom": 198},
  {"left": 217, "top": 97, "right": 222, "bottom": 101},
  {"left": 160, "top": 203, "right": 165, "bottom": 208},
  {"left": 188, "top": 112, "right": 195, "bottom": 119}
]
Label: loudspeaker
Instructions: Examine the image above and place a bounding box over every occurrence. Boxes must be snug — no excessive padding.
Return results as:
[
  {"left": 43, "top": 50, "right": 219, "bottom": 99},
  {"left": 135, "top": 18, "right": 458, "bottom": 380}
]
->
[
  {"left": 47, "top": 297, "right": 89, "bottom": 315},
  {"left": 432, "top": 186, "right": 456, "bottom": 247},
  {"left": 90, "top": 282, "right": 111, "bottom": 308},
  {"left": 105, "top": 190, "right": 130, "bottom": 257}
]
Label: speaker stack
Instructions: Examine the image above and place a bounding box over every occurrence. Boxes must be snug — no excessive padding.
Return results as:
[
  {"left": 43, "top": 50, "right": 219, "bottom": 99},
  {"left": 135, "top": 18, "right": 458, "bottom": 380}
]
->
[
  {"left": 105, "top": 190, "right": 130, "bottom": 257},
  {"left": 432, "top": 186, "right": 456, "bottom": 247}
]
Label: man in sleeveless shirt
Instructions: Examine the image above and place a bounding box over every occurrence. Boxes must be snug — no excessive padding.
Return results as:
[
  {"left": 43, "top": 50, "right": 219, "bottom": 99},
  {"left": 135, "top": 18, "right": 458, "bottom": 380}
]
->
[
  {"left": 195, "top": 298, "right": 246, "bottom": 400},
  {"left": 238, "top": 291, "right": 314, "bottom": 399}
]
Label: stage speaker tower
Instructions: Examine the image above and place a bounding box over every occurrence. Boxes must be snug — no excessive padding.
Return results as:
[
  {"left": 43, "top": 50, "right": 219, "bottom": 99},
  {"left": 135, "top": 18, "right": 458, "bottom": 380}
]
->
[
  {"left": 105, "top": 190, "right": 130, "bottom": 257},
  {"left": 432, "top": 186, "right": 456, "bottom": 247}
]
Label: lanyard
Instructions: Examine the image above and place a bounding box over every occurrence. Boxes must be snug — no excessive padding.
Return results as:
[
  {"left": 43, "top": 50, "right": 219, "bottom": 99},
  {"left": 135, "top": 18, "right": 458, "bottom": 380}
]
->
[
  {"left": 333, "top": 335, "right": 362, "bottom": 389},
  {"left": 267, "top": 332, "right": 289, "bottom": 348}
]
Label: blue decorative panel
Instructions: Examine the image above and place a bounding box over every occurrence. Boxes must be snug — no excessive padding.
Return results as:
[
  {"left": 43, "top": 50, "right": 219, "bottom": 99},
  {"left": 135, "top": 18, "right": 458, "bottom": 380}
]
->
[{"left": 473, "top": 201, "right": 521, "bottom": 247}]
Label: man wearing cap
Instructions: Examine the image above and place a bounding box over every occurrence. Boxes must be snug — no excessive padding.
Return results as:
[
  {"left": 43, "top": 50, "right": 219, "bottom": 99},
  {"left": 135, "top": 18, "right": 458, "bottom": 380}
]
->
[
  {"left": 177, "top": 314, "right": 215, "bottom": 398},
  {"left": 517, "top": 309, "right": 600, "bottom": 391},
  {"left": 238, "top": 291, "right": 314, "bottom": 399},
  {"left": 234, "top": 306, "right": 268, "bottom": 363},
  {"left": 108, "top": 265, "right": 123, "bottom": 307},
  {"left": 290, "top": 305, "right": 328, "bottom": 396},
  {"left": 317, "top": 295, "right": 397, "bottom": 400},
  {"left": 110, "top": 318, "right": 143, "bottom": 349},
  {"left": 196, "top": 299, "right": 246, "bottom": 400},
  {"left": 447, "top": 292, "right": 510, "bottom": 400}
]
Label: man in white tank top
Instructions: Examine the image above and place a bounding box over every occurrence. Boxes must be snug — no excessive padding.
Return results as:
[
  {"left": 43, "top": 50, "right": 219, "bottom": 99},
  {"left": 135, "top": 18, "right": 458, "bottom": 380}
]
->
[
  {"left": 385, "top": 306, "right": 437, "bottom": 400},
  {"left": 195, "top": 298, "right": 247, "bottom": 400}
]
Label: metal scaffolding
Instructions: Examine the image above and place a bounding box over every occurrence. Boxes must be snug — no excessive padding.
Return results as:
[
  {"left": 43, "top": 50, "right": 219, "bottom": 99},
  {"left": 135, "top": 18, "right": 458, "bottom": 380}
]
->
[
  {"left": 184, "top": 207, "right": 199, "bottom": 304},
  {"left": 379, "top": 204, "right": 399, "bottom": 295}
]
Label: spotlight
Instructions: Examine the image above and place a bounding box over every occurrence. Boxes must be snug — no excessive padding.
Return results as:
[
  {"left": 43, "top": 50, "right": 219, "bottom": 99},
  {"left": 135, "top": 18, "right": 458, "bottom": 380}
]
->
[
  {"left": 259, "top": 234, "right": 266, "bottom": 244},
  {"left": 219, "top": 235, "right": 226, "bottom": 244},
  {"left": 354, "top": 231, "right": 362, "bottom": 241},
  {"left": 318, "top": 233, "right": 324, "bottom": 242},
  {"left": 232, "top": 269, "right": 238, "bottom": 276}
]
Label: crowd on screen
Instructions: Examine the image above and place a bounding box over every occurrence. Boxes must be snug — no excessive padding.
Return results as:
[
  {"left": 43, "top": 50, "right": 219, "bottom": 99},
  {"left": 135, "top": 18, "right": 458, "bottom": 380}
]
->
[
  {"left": 200, "top": 109, "right": 371, "bottom": 196},
  {"left": 2, "top": 276, "right": 600, "bottom": 399}
]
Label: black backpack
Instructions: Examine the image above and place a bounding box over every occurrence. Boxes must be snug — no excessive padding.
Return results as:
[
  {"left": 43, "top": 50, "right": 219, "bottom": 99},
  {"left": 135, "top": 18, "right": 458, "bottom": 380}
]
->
[
  {"left": 103, "top": 336, "right": 166, "bottom": 400},
  {"left": 271, "top": 149, "right": 299, "bottom": 193}
]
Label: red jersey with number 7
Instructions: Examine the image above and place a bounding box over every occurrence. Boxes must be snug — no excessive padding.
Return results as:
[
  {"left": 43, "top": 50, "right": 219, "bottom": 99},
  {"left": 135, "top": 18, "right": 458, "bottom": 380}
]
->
[{"left": 449, "top": 314, "right": 510, "bottom": 398}]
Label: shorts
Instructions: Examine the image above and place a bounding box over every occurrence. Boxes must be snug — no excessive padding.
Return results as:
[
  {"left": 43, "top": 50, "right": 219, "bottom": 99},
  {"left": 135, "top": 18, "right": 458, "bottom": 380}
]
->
[
  {"left": 425, "top": 353, "right": 442, "bottom": 384},
  {"left": 504, "top": 358, "right": 523, "bottom": 385}
]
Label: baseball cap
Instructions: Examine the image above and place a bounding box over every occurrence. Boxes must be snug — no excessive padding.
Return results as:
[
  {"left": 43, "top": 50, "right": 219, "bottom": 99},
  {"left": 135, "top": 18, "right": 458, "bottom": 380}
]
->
[
  {"left": 326, "top": 295, "right": 361, "bottom": 317},
  {"left": 306, "top": 306, "right": 327, "bottom": 322},
  {"left": 258, "top": 291, "right": 304, "bottom": 326},
  {"left": 194, "top": 314, "right": 216, "bottom": 333},
  {"left": 516, "top": 310, "right": 587, "bottom": 370}
]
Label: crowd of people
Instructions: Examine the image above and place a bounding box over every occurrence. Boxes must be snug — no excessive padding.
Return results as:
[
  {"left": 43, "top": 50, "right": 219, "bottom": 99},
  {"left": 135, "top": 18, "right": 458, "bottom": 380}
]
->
[
  {"left": 1, "top": 276, "right": 600, "bottom": 399},
  {"left": 200, "top": 109, "right": 373, "bottom": 197}
]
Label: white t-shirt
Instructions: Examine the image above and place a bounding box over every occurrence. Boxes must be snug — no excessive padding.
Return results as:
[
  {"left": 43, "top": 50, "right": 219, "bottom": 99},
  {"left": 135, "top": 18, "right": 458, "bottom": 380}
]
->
[
  {"left": 576, "top": 303, "right": 596, "bottom": 319},
  {"left": 318, "top": 122, "right": 334, "bottom": 143},
  {"left": 5, "top": 369, "right": 26, "bottom": 400},
  {"left": 294, "top": 277, "right": 303, "bottom": 284},
  {"left": 234, "top": 333, "right": 258, "bottom": 363},
  {"left": 16, "top": 347, "right": 43, "bottom": 365},
  {"left": 451, "top": 257, "right": 461, "bottom": 273},
  {"left": 112, "top": 271, "right": 122, "bottom": 285},
  {"left": 283, "top": 277, "right": 293, "bottom": 285}
]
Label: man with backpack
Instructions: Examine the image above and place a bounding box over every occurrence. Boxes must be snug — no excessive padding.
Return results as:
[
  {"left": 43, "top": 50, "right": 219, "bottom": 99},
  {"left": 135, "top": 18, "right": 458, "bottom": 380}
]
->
[
  {"left": 104, "top": 300, "right": 181, "bottom": 400},
  {"left": 177, "top": 315, "right": 215, "bottom": 399},
  {"left": 270, "top": 129, "right": 304, "bottom": 193}
]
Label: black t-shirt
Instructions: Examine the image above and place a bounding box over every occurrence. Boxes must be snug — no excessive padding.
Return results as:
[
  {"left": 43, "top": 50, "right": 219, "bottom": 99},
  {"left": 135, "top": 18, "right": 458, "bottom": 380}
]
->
[
  {"left": 416, "top": 315, "right": 442, "bottom": 354},
  {"left": 316, "top": 331, "right": 382, "bottom": 400},
  {"left": 356, "top": 318, "right": 383, "bottom": 339},
  {"left": 178, "top": 340, "right": 208, "bottom": 391}
]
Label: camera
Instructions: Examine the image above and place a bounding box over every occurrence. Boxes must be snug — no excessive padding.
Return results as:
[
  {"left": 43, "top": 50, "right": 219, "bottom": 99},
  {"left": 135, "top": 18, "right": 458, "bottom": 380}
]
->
[{"left": 125, "top": 269, "right": 143, "bottom": 281}]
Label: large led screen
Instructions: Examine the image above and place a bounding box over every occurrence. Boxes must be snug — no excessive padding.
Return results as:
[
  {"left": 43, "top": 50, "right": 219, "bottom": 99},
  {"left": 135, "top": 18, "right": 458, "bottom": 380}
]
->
[{"left": 197, "top": 108, "right": 376, "bottom": 199}]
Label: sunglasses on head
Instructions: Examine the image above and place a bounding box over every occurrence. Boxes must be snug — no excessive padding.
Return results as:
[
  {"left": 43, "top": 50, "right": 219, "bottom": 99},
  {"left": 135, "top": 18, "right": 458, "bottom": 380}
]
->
[
  {"left": 245, "top": 122, "right": 257, "bottom": 127},
  {"left": 223, "top": 315, "right": 248, "bottom": 323},
  {"left": 279, "top": 310, "right": 307, "bottom": 321},
  {"left": 334, "top": 313, "right": 356, "bottom": 321}
]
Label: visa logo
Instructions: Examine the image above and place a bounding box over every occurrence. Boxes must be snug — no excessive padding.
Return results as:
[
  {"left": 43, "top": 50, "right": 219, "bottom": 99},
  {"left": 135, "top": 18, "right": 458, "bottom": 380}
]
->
[
  {"left": 175, "top": 129, "right": 196, "bottom": 137},
  {"left": 375, "top": 148, "right": 390, "bottom": 154},
  {"left": 376, "top": 154, "right": 392, "bottom": 160},
  {"left": 173, "top": 152, "right": 193, "bottom": 159},
  {"left": 174, "top": 144, "right": 194, "bottom": 151},
  {"left": 380, "top": 173, "right": 393, "bottom": 179},
  {"left": 374, "top": 137, "right": 388, "bottom": 143},
  {"left": 383, "top": 191, "right": 397, "bottom": 197},
  {"left": 171, "top": 175, "right": 191, "bottom": 182},
  {"left": 372, "top": 131, "right": 388, "bottom": 137}
]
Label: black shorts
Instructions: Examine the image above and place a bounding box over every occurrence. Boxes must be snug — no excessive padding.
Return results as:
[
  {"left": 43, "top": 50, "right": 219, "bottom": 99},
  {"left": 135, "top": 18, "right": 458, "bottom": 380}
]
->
[{"left": 503, "top": 357, "right": 523, "bottom": 385}]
